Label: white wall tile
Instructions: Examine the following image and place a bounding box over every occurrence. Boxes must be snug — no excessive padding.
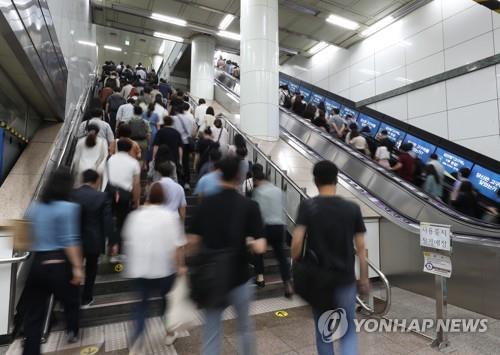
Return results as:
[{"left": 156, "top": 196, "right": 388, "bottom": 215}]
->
[
  {"left": 446, "top": 67, "right": 497, "bottom": 109},
  {"left": 375, "top": 44, "right": 405, "bottom": 75},
  {"left": 448, "top": 100, "right": 499, "bottom": 140},
  {"left": 400, "top": 0, "right": 442, "bottom": 39},
  {"left": 408, "top": 82, "right": 447, "bottom": 118},
  {"left": 406, "top": 53, "right": 445, "bottom": 83},
  {"left": 493, "top": 12, "right": 500, "bottom": 30},
  {"left": 369, "top": 20, "right": 406, "bottom": 53},
  {"left": 317, "top": 78, "right": 329, "bottom": 91},
  {"left": 349, "top": 41, "right": 375, "bottom": 66},
  {"left": 350, "top": 57, "right": 375, "bottom": 86},
  {"left": 350, "top": 80, "right": 375, "bottom": 102},
  {"left": 443, "top": 4, "right": 492, "bottom": 49},
  {"left": 441, "top": 0, "right": 476, "bottom": 20},
  {"left": 329, "top": 68, "right": 350, "bottom": 93},
  {"left": 444, "top": 32, "right": 494, "bottom": 70},
  {"left": 310, "top": 56, "right": 330, "bottom": 84},
  {"left": 337, "top": 88, "right": 351, "bottom": 100},
  {"left": 375, "top": 67, "right": 406, "bottom": 95},
  {"left": 404, "top": 23, "right": 443, "bottom": 65},
  {"left": 376, "top": 94, "right": 408, "bottom": 121},
  {"left": 329, "top": 48, "right": 350, "bottom": 75},
  {"left": 408, "top": 111, "right": 449, "bottom": 138},
  {"left": 494, "top": 28, "right": 500, "bottom": 54},
  {"left": 455, "top": 135, "right": 500, "bottom": 161}
]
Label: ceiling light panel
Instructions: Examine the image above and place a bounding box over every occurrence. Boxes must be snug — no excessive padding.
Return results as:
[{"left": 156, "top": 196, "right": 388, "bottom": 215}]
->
[
  {"left": 103, "top": 45, "right": 122, "bottom": 51},
  {"left": 219, "top": 14, "right": 235, "bottom": 30},
  {"left": 326, "top": 14, "right": 360, "bottom": 30},
  {"left": 361, "top": 16, "right": 395, "bottom": 37},
  {"left": 153, "top": 32, "right": 184, "bottom": 42},
  {"left": 150, "top": 12, "right": 187, "bottom": 26},
  {"left": 78, "top": 40, "right": 96, "bottom": 47},
  {"left": 217, "top": 30, "right": 240, "bottom": 41},
  {"left": 308, "top": 41, "right": 329, "bottom": 55}
]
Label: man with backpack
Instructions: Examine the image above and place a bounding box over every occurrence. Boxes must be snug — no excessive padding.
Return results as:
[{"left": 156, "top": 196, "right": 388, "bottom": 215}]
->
[
  {"left": 106, "top": 87, "right": 126, "bottom": 134},
  {"left": 128, "top": 105, "right": 151, "bottom": 167}
]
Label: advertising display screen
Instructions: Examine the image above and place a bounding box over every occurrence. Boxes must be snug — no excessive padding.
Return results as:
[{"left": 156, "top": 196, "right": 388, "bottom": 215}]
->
[
  {"left": 434, "top": 148, "right": 473, "bottom": 175},
  {"left": 377, "top": 123, "right": 405, "bottom": 147},
  {"left": 288, "top": 81, "right": 300, "bottom": 94},
  {"left": 279, "top": 77, "right": 289, "bottom": 87},
  {"left": 340, "top": 106, "right": 359, "bottom": 120},
  {"left": 324, "top": 98, "right": 341, "bottom": 113},
  {"left": 357, "top": 114, "right": 381, "bottom": 137},
  {"left": 469, "top": 165, "right": 500, "bottom": 202},
  {"left": 310, "top": 93, "right": 324, "bottom": 106},
  {"left": 299, "top": 86, "right": 312, "bottom": 102},
  {"left": 402, "top": 134, "right": 437, "bottom": 162}
]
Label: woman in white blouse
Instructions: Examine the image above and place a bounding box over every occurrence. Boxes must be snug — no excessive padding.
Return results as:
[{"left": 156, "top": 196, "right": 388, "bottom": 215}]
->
[
  {"left": 72, "top": 124, "right": 108, "bottom": 184},
  {"left": 198, "top": 106, "right": 216, "bottom": 132}
]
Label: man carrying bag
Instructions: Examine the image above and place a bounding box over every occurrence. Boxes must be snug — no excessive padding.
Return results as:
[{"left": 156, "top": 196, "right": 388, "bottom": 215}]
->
[{"left": 291, "top": 160, "right": 369, "bottom": 355}]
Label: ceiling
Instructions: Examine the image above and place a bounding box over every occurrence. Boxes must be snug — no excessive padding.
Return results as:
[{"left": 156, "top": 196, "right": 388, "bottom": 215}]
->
[{"left": 91, "top": 0, "right": 426, "bottom": 64}]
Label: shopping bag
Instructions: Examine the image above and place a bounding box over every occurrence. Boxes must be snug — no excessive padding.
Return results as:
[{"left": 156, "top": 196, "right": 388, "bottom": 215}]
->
[{"left": 165, "top": 275, "right": 199, "bottom": 332}]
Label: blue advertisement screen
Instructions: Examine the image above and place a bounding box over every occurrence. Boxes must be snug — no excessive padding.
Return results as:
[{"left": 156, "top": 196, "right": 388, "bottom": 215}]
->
[
  {"left": 299, "top": 86, "right": 312, "bottom": 102},
  {"left": 324, "top": 98, "right": 341, "bottom": 113},
  {"left": 377, "top": 123, "right": 405, "bottom": 147},
  {"left": 402, "top": 134, "right": 437, "bottom": 162},
  {"left": 434, "top": 148, "right": 473, "bottom": 175},
  {"left": 470, "top": 165, "right": 500, "bottom": 202},
  {"left": 310, "top": 93, "right": 324, "bottom": 106},
  {"left": 357, "top": 114, "right": 381, "bottom": 137},
  {"left": 340, "top": 106, "right": 359, "bottom": 120},
  {"left": 279, "top": 77, "right": 289, "bottom": 87},
  {"left": 288, "top": 81, "right": 300, "bottom": 94}
]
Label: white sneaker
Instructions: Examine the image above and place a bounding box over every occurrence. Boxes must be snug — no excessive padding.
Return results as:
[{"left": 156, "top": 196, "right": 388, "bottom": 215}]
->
[{"left": 165, "top": 332, "right": 178, "bottom": 346}]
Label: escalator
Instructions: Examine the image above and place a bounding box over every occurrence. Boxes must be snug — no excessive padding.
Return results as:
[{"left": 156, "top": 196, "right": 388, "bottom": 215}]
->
[{"left": 213, "top": 68, "right": 499, "bottom": 239}]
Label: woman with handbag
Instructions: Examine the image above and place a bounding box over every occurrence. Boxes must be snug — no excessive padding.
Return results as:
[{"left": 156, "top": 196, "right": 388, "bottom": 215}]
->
[
  {"left": 291, "top": 161, "right": 369, "bottom": 355},
  {"left": 123, "top": 182, "right": 186, "bottom": 350}
]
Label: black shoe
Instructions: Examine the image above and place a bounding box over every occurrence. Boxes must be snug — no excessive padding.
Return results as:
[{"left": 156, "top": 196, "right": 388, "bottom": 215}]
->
[
  {"left": 284, "top": 282, "right": 294, "bottom": 299},
  {"left": 255, "top": 280, "right": 265, "bottom": 288}
]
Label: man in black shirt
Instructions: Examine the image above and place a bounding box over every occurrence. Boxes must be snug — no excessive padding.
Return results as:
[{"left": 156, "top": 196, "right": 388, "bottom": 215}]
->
[
  {"left": 292, "top": 160, "right": 369, "bottom": 355},
  {"left": 189, "top": 157, "right": 266, "bottom": 355},
  {"left": 153, "top": 116, "right": 183, "bottom": 166},
  {"left": 377, "top": 129, "right": 395, "bottom": 152}
]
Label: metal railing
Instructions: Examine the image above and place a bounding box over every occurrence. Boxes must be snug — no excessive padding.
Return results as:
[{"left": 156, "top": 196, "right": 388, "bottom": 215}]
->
[
  {"left": 188, "top": 94, "right": 391, "bottom": 316},
  {"left": 0, "top": 252, "right": 30, "bottom": 265}
]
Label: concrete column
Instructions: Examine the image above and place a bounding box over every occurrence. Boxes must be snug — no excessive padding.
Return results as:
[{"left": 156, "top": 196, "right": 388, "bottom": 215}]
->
[
  {"left": 240, "top": 0, "right": 279, "bottom": 141},
  {"left": 190, "top": 35, "right": 215, "bottom": 100}
]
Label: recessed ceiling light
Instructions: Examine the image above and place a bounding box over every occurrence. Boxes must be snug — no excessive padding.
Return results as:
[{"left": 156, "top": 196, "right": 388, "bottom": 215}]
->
[
  {"left": 150, "top": 12, "right": 187, "bottom": 26},
  {"left": 159, "top": 40, "right": 165, "bottom": 54},
  {"left": 125, "top": 40, "right": 130, "bottom": 46},
  {"left": 361, "top": 16, "right": 395, "bottom": 37},
  {"left": 217, "top": 30, "right": 240, "bottom": 41},
  {"left": 77, "top": 40, "right": 96, "bottom": 47},
  {"left": 218, "top": 14, "right": 235, "bottom": 30},
  {"left": 153, "top": 31, "right": 184, "bottom": 42},
  {"left": 326, "top": 14, "right": 360, "bottom": 30},
  {"left": 308, "top": 41, "right": 329, "bottom": 55},
  {"left": 103, "top": 45, "right": 122, "bottom": 52}
]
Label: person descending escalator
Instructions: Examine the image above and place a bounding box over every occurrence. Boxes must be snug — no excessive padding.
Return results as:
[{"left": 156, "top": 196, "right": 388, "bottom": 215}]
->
[{"left": 251, "top": 164, "right": 293, "bottom": 298}]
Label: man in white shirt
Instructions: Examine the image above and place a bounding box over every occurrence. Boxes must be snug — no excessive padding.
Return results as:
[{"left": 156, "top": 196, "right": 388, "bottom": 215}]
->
[
  {"left": 120, "top": 81, "right": 134, "bottom": 99},
  {"left": 107, "top": 139, "right": 141, "bottom": 260},
  {"left": 427, "top": 153, "right": 445, "bottom": 182},
  {"left": 115, "top": 97, "right": 136, "bottom": 130},
  {"left": 173, "top": 101, "right": 196, "bottom": 189},
  {"left": 158, "top": 162, "right": 187, "bottom": 220},
  {"left": 194, "top": 98, "right": 208, "bottom": 125}
]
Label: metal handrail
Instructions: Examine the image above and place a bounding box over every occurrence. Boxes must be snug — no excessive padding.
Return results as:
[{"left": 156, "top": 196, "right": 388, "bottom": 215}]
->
[
  {"left": 0, "top": 252, "right": 30, "bottom": 265},
  {"left": 188, "top": 93, "right": 391, "bottom": 316}
]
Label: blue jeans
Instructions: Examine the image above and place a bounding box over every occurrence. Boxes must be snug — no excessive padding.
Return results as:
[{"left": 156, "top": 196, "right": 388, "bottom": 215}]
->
[
  {"left": 132, "top": 274, "right": 176, "bottom": 344},
  {"left": 202, "top": 281, "right": 254, "bottom": 355},
  {"left": 313, "top": 282, "right": 357, "bottom": 355}
]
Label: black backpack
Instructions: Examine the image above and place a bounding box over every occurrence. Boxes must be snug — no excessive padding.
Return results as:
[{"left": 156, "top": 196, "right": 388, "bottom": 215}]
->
[
  {"left": 283, "top": 94, "right": 292, "bottom": 109},
  {"left": 129, "top": 117, "right": 148, "bottom": 140}
]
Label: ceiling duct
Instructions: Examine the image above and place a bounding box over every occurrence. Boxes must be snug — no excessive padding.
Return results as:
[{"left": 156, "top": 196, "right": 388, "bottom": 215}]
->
[{"left": 280, "top": 0, "right": 319, "bottom": 16}]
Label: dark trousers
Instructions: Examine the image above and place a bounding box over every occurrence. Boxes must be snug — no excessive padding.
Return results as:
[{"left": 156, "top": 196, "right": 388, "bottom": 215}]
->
[
  {"left": 23, "top": 252, "right": 80, "bottom": 355},
  {"left": 132, "top": 274, "right": 176, "bottom": 343},
  {"left": 182, "top": 144, "right": 191, "bottom": 185},
  {"left": 82, "top": 253, "right": 99, "bottom": 303},
  {"left": 110, "top": 190, "right": 132, "bottom": 253},
  {"left": 254, "top": 225, "right": 291, "bottom": 282}
]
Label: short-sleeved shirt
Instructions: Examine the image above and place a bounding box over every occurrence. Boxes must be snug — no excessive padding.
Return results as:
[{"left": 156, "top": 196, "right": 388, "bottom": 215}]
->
[
  {"left": 173, "top": 113, "right": 195, "bottom": 144},
  {"left": 194, "top": 171, "right": 222, "bottom": 197},
  {"left": 189, "top": 189, "right": 264, "bottom": 287},
  {"left": 107, "top": 152, "right": 141, "bottom": 191},
  {"left": 296, "top": 196, "right": 366, "bottom": 285},
  {"left": 153, "top": 127, "right": 183, "bottom": 163},
  {"left": 397, "top": 152, "right": 415, "bottom": 182},
  {"left": 159, "top": 177, "right": 187, "bottom": 215}
]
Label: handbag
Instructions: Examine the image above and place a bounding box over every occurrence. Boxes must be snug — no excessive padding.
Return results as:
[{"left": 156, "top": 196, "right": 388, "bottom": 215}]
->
[{"left": 165, "top": 275, "right": 199, "bottom": 331}]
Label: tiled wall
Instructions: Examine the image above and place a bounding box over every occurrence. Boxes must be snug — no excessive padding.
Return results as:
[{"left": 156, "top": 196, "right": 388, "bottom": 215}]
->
[
  {"left": 47, "top": 0, "right": 97, "bottom": 120},
  {"left": 280, "top": 0, "right": 500, "bottom": 161}
]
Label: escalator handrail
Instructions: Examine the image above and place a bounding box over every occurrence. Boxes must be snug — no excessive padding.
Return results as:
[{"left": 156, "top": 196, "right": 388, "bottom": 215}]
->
[
  {"left": 188, "top": 94, "right": 391, "bottom": 317},
  {"left": 0, "top": 251, "right": 30, "bottom": 265},
  {"left": 214, "top": 70, "right": 500, "bottom": 235}
]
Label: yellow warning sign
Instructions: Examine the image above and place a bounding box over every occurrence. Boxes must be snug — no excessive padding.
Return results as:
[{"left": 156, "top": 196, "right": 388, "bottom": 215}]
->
[
  {"left": 114, "top": 263, "right": 123, "bottom": 272},
  {"left": 80, "top": 346, "right": 99, "bottom": 355},
  {"left": 275, "top": 310, "right": 288, "bottom": 318}
]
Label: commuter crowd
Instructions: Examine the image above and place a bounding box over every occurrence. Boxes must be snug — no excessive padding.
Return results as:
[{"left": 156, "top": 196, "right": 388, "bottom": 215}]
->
[
  {"left": 280, "top": 86, "right": 499, "bottom": 222},
  {"left": 19, "top": 60, "right": 371, "bottom": 355}
]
